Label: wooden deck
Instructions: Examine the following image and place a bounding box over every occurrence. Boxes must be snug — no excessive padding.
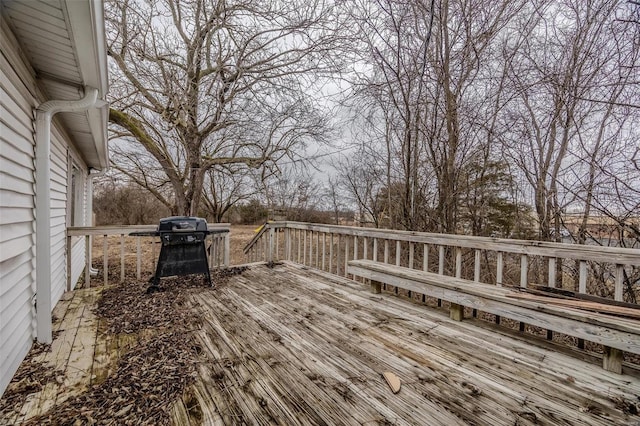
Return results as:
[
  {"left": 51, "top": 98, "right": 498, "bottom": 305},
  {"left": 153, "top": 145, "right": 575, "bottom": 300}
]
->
[{"left": 3, "top": 262, "right": 640, "bottom": 425}]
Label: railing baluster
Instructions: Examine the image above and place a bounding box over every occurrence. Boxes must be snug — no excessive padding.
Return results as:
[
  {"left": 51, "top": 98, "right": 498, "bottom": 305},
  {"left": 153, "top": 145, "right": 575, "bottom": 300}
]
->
[
  {"left": 384, "top": 240, "right": 389, "bottom": 264},
  {"left": 615, "top": 264, "right": 624, "bottom": 301},
  {"left": 85, "top": 235, "right": 91, "bottom": 288},
  {"left": 269, "top": 227, "right": 275, "bottom": 262},
  {"left": 409, "top": 243, "right": 414, "bottom": 269},
  {"left": 548, "top": 257, "right": 556, "bottom": 288},
  {"left": 329, "top": 233, "right": 334, "bottom": 273},
  {"left": 307, "top": 231, "right": 312, "bottom": 266},
  {"left": 209, "top": 236, "right": 215, "bottom": 268},
  {"left": 455, "top": 248, "right": 462, "bottom": 278},
  {"left": 363, "top": 237, "right": 368, "bottom": 260},
  {"left": 120, "top": 234, "right": 125, "bottom": 283},
  {"left": 297, "top": 229, "right": 301, "bottom": 264},
  {"left": 423, "top": 244, "right": 429, "bottom": 272},
  {"left": 395, "top": 240, "right": 401, "bottom": 266},
  {"left": 285, "top": 228, "right": 291, "bottom": 261},
  {"left": 474, "top": 249, "right": 480, "bottom": 282},
  {"left": 373, "top": 238, "right": 378, "bottom": 262},
  {"left": 354, "top": 235, "right": 358, "bottom": 261},
  {"left": 496, "top": 252, "right": 503, "bottom": 287},
  {"left": 224, "top": 232, "right": 230, "bottom": 267},
  {"left": 344, "top": 236, "right": 349, "bottom": 278},
  {"left": 520, "top": 255, "right": 528, "bottom": 288},
  {"left": 322, "top": 233, "right": 326, "bottom": 271},
  {"left": 336, "top": 234, "right": 341, "bottom": 275},
  {"left": 316, "top": 232, "right": 320, "bottom": 267},
  {"left": 136, "top": 236, "right": 141, "bottom": 280},
  {"left": 438, "top": 246, "right": 445, "bottom": 275},
  {"left": 579, "top": 260, "right": 587, "bottom": 293},
  {"left": 275, "top": 228, "right": 280, "bottom": 260},
  {"left": 103, "top": 235, "right": 108, "bottom": 286}
]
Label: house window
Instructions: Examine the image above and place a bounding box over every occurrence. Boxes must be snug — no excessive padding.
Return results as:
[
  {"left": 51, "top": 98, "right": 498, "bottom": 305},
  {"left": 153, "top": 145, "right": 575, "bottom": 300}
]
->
[{"left": 69, "top": 166, "right": 84, "bottom": 227}]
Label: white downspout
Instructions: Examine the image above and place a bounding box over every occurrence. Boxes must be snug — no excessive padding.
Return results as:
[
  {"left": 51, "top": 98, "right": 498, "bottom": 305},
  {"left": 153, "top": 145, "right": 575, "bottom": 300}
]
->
[{"left": 35, "top": 86, "right": 99, "bottom": 343}]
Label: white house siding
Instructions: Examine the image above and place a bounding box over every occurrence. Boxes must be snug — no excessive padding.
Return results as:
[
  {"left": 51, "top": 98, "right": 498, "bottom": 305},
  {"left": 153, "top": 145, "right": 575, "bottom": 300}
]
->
[
  {"left": 0, "top": 34, "right": 38, "bottom": 396},
  {"left": 0, "top": 26, "right": 89, "bottom": 396},
  {"left": 50, "top": 131, "right": 68, "bottom": 305}
]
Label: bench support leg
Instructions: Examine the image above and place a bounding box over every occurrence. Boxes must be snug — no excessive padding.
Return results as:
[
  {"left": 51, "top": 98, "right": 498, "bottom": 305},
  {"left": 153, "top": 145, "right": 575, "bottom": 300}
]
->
[
  {"left": 603, "top": 346, "right": 623, "bottom": 374},
  {"left": 369, "top": 279, "right": 381, "bottom": 294},
  {"left": 449, "top": 303, "right": 464, "bottom": 321}
]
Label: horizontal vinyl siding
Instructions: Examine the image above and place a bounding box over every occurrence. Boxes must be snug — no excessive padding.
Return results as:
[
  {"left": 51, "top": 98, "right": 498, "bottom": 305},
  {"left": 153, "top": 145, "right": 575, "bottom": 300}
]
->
[
  {"left": 49, "top": 131, "right": 67, "bottom": 309},
  {"left": 0, "top": 45, "right": 36, "bottom": 397}
]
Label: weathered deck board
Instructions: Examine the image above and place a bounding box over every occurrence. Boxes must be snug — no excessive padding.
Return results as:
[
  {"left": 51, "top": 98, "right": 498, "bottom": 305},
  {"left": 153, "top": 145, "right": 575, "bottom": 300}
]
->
[
  {"left": 3, "top": 263, "right": 640, "bottom": 425},
  {"left": 174, "top": 263, "right": 640, "bottom": 425}
]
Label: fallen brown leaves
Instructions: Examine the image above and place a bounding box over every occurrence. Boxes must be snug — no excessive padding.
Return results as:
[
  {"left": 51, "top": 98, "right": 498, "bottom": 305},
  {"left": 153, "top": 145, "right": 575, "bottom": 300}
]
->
[
  {"left": 20, "top": 268, "right": 248, "bottom": 425},
  {"left": 0, "top": 343, "right": 63, "bottom": 419}
]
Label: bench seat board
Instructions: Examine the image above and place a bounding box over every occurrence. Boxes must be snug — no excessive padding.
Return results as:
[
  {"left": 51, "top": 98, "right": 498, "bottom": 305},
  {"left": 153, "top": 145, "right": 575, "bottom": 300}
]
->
[{"left": 348, "top": 260, "right": 640, "bottom": 355}]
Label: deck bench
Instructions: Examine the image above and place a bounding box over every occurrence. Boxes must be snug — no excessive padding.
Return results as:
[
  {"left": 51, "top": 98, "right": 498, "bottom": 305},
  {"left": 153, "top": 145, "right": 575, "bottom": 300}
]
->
[{"left": 347, "top": 259, "right": 640, "bottom": 374}]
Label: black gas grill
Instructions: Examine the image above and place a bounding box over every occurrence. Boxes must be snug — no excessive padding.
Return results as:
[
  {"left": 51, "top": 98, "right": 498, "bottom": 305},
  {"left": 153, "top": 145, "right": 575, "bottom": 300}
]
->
[{"left": 132, "top": 216, "right": 217, "bottom": 292}]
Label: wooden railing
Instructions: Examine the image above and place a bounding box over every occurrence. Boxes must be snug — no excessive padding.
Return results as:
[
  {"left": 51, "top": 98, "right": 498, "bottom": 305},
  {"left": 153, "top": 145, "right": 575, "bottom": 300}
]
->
[
  {"left": 67, "top": 224, "right": 230, "bottom": 288},
  {"left": 245, "top": 221, "right": 640, "bottom": 304}
]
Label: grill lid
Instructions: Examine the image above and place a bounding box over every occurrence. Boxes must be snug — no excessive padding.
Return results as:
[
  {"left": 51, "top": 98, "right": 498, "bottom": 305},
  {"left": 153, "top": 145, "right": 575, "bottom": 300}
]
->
[{"left": 158, "top": 216, "right": 208, "bottom": 232}]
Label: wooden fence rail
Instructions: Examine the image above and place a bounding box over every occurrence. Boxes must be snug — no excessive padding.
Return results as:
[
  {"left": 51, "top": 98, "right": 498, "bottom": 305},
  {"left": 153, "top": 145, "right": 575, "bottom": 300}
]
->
[
  {"left": 67, "top": 224, "right": 230, "bottom": 288},
  {"left": 245, "top": 221, "right": 640, "bottom": 304}
]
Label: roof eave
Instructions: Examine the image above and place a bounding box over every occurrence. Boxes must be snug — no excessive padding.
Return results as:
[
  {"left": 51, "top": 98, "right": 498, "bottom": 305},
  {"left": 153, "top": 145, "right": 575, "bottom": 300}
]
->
[{"left": 65, "top": 0, "right": 109, "bottom": 170}]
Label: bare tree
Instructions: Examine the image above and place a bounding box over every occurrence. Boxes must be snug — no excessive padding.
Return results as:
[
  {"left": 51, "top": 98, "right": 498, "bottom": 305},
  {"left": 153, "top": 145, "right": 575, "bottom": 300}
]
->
[
  {"left": 336, "top": 153, "right": 387, "bottom": 228},
  {"left": 347, "top": 0, "right": 526, "bottom": 232},
  {"left": 201, "top": 166, "right": 258, "bottom": 222},
  {"left": 106, "top": 0, "right": 342, "bottom": 215},
  {"left": 503, "top": 0, "right": 633, "bottom": 240},
  {"left": 261, "top": 168, "right": 324, "bottom": 221}
]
